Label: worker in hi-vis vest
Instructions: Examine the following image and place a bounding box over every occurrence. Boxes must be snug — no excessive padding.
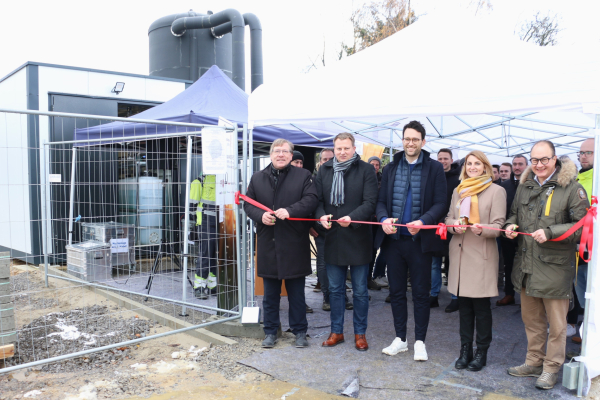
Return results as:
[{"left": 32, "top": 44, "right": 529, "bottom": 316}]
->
[{"left": 189, "top": 174, "right": 218, "bottom": 300}]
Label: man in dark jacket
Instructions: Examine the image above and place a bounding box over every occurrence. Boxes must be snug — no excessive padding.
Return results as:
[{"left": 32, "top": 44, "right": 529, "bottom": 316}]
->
[
  {"left": 375, "top": 120, "right": 447, "bottom": 361},
  {"left": 497, "top": 154, "right": 528, "bottom": 306},
  {"left": 244, "top": 139, "right": 318, "bottom": 349},
  {"left": 430, "top": 149, "right": 460, "bottom": 312},
  {"left": 316, "top": 133, "right": 378, "bottom": 351},
  {"left": 505, "top": 141, "right": 588, "bottom": 390}
]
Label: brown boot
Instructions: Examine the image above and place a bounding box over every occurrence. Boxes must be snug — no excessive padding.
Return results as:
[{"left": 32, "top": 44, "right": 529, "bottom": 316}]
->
[
  {"left": 496, "top": 295, "right": 515, "bottom": 306},
  {"left": 355, "top": 334, "right": 369, "bottom": 351},
  {"left": 322, "top": 333, "right": 345, "bottom": 347}
]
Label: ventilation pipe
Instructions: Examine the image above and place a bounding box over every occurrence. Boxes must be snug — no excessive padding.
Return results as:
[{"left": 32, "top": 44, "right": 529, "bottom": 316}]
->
[
  {"left": 212, "top": 13, "right": 263, "bottom": 92},
  {"left": 172, "top": 9, "right": 245, "bottom": 90}
]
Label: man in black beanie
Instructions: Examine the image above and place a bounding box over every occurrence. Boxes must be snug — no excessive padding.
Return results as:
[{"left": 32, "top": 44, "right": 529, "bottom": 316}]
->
[{"left": 291, "top": 151, "right": 305, "bottom": 168}]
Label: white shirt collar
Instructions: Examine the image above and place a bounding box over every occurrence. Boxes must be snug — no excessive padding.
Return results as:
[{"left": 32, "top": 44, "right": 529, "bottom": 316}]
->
[{"left": 534, "top": 168, "right": 557, "bottom": 186}]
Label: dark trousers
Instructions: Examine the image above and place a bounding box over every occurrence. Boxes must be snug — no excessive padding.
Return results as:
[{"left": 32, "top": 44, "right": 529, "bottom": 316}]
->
[
  {"left": 195, "top": 213, "right": 218, "bottom": 279},
  {"left": 315, "top": 235, "right": 329, "bottom": 302},
  {"left": 501, "top": 239, "right": 517, "bottom": 296},
  {"left": 567, "top": 284, "right": 582, "bottom": 325},
  {"left": 384, "top": 236, "right": 432, "bottom": 342},
  {"left": 459, "top": 296, "right": 492, "bottom": 350},
  {"left": 262, "top": 276, "right": 307, "bottom": 336}
]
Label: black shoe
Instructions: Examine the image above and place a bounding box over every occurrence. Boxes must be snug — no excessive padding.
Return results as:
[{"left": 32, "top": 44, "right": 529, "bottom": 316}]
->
[
  {"left": 345, "top": 302, "right": 353, "bottom": 310},
  {"left": 306, "top": 304, "right": 313, "bottom": 313},
  {"left": 467, "top": 348, "right": 487, "bottom": 371},
  {"left": 367, "top": 279, "right": 382, "bottom": 291},
  {"left": 322, "top": 301, "right": 331, "bottom": 311},
  {"left": 385, "top": 295, "right": 391, "bottom": 303},
  {"left": 430, "top": 296, "right": 439, "bottom": 308},
  {"left": 295, "top": 332, "right": 309, "bottom": 348},
  {"left": 445, "top": 299, "right": 459, "bottom": 313},
  {"left": 194, "top": 288, "right": 208, "bottom": 300},
  {"left": 455, "top": 343, "right": 473, "bottom": 369},
  {"left": 262, "top": 334, "right": 277, "bottom": 348}
]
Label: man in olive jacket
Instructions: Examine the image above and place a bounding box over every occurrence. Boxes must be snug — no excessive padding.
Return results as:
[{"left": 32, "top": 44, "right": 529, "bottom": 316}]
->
[
  {"left": 244, "top": 139, "right": 318, "bottom": 349},
  {"left": 316, "top": 132, "right": 378, "bottom": 351},
  {"left": 504, "top": 140, "right": 589, "bottom": 390}
]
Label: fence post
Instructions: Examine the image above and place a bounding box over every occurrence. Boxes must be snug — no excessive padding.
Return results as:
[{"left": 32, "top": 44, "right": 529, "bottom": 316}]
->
[
  {"left": 181, "top": 135, "right": 194, "bottom": 316},
  {"left": 249, "top": 127, "right": 255, "bottom": 302},
  {"left": 40, "top": 140, "right": 49, "bottom": 288},
  {"left": 68, "top": 147, "right": 77, "bottom": 245}
]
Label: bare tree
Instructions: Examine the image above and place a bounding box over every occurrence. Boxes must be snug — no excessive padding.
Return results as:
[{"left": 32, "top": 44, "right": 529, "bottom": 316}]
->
[
  {"left": 519, "top": 12, "right": 561, "bottom": 46},
  {"left": 471, "top": 0, "right": 493, "bottom": 15}
]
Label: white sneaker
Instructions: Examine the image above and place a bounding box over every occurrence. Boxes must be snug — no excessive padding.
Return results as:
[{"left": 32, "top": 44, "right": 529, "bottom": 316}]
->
[
  {"left": 414, "top": 340, "right": 428, "bottom": 361},
  {"left": 382, "top": 337, "right": 408, "bottom": 356},
  {"left": 374, "top": 277, "right": 389, "bottom": 287},
  {"left": 566, "top": 324, "right": 577, "bottom": 337}
]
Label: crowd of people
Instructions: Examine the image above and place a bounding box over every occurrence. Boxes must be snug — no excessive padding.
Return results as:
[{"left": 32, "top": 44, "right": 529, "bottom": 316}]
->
[{"left": 243, "top": 120, "right": 594, "bottom": 391}]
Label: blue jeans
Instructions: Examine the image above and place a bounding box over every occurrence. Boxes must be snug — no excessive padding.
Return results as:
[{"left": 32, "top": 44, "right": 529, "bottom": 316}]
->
[
  {"left": 327, "top": 263, "right": 369, "bottom": 335},
  {"left": 575, "top": 263, "right": 587, "bottom": 309}
]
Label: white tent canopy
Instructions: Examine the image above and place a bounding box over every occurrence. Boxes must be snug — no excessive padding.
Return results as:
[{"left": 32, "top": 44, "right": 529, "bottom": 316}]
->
[{"left": 249, "top": 14, "right": 600, "bottom": 162}]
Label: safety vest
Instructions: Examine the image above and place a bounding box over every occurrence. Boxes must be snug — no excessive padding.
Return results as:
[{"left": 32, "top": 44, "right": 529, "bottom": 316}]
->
[
  {"left": 189, "top": 175, "right": 216, "bottom": 225},
  {"left": 577, "top": 168, "right": 593, "bottom": 203}
]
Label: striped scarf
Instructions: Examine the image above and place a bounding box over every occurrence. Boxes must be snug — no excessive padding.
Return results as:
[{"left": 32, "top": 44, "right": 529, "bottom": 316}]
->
[
  {"left": 456, "top": 175, "right": 492, "bottom": 224},
  {"left": 330, "top": 153, "right": 359, "bottom": 206}
]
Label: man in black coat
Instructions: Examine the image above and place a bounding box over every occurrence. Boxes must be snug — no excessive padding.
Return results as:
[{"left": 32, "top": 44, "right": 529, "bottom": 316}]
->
[
  {"left": 497, "top": 154, "right": 528, "bottom": 306},
  {"left": 375, "top": 120, "right": 447, "bottom": 361},
  {"left": 316, "top": 133, "right": 378, "bottom": 352},
  {"left": 430, "top": 149, "right": 460, "bottom": 312},
  {"left": 244, "top": 139, "right": 318, "bottom": 348}
]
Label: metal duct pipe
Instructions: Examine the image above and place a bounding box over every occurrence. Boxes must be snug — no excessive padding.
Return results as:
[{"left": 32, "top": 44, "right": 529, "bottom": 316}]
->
[
  {"left": 213, "top": 13, "right": 263, "bottom": 92},
  {"left": 172, "top": 9, "right": 245, "bottom": 90}
]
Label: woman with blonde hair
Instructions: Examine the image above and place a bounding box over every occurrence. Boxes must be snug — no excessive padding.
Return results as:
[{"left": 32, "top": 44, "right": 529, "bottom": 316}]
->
[{"left": 445, "top": 150, "right": 506, "bottom": 371}]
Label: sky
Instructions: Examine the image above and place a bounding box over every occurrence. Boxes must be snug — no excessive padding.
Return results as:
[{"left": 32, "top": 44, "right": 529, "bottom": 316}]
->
[{"left": 0, "top": 0, "right": 598, "bottom": 93}]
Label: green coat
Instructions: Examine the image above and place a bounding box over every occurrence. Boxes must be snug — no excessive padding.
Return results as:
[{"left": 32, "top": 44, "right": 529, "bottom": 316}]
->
[{"left": 504, "top": 159, "right": 590, "bottom": 299}]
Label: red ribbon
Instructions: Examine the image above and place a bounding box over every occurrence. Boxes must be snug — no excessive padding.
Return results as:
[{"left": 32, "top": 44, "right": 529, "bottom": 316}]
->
[{"left": 236, "top": 192, "right": 596, "bottom": 254}]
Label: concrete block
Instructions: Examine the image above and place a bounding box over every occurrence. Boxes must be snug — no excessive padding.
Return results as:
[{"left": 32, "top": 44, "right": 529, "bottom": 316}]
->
[
  {"left": 0, "top": 303, "right": 13, "bottom": 318},
  {"left": 0, "top": 293, "right": 12, "bottom": 304},
  {"left": 0, "top": 263, "right": 9, "bottom": 279},
  {"left": 0, "top": 331, "right": 16, "bottom": 345},
  {"left": 204, "top": 316, "right": 281, "bottom": 339},
  {"left": 0, "top": 315, "right": 15, "bottom": 332},
  {"left": 0, "top": 282, "right": 10, "bottom": 295}
]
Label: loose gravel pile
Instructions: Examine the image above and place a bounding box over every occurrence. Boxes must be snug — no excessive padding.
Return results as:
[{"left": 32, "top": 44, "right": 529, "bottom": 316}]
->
[{"left": 5, "top": 305, "right": 153, "bottom": 372}]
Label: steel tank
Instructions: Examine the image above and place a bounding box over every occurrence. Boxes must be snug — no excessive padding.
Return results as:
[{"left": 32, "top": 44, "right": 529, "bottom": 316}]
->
[{"left": 148, "top": 10, "right": 233, "bottom": 81}]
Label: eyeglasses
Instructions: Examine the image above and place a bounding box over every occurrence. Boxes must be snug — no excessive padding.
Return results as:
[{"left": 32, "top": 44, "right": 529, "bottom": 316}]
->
[
  {"left": 579, "top": 151, "right": 594, "bottom": 157},
  {"left": 529, "top": 156, "right": 554, "bottom": 165},
  {"left": 402, "top": 138, "right": 422, "bottom": 144},
  {"left": 271, "top": 149, "right": 291, "bottom": 155}
]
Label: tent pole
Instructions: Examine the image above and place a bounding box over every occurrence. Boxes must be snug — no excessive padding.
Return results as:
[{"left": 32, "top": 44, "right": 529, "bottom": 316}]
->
[
  {"left": 389, "top": 129, "right": 393, "bottom": 161},
  {"left": 576, "top": 115, "right": 600, "bottom": 397},
  {"left": 181, "top": 136, "right": 193, "bottom": 316},
  {"left": 241, "top": 124, "right": 249, "bottom": 314},
  {"left": 68, "top": 147, "right": 77, "bottom": 245}
]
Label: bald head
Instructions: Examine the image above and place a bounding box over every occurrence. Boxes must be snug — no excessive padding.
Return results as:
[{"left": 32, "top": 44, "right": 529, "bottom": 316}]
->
[
  {"left": 579, "top": 138, "right": 595, "bottom": 169},
  {"left": 531, "top": 140, "right": 556, "bottom": 157}
]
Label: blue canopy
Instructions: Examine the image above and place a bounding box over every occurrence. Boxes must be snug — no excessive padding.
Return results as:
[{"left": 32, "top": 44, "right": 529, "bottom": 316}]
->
[{"left": 74, "top": 65, "right": 334, "bottom": 148}]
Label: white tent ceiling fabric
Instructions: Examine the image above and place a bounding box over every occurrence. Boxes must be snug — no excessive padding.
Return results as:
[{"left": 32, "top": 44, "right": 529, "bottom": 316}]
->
[
  {"left": 248, "top": 13, "right": 600, "bottom": 393},
  {"left": 249, "top": 14, "right": 600, "bottom": 162}
]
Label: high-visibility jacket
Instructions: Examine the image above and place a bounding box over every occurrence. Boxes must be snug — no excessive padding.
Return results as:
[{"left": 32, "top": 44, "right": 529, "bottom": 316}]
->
[
  {"left": 577, "top": 168, "right": 593, "bottom": 203},
  {"left": 189, "top": 175, "right": 216, "bottom": 225}
]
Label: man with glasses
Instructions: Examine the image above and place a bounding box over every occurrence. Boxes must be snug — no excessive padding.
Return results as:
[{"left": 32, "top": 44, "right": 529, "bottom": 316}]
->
[
  {"left": 504, "top": 140, "right": 589, "bottom": 390},
  {"left": 375, "top": 121, "right": 447, "bottom": 361},
  {"left": 497, "top": 154, "right": 529, "bottom": 306},
  {"left": 244, "top": 139, "right": 319, "bottom": 349},
  {"left": 572, "top": 139, "right": 595, "bottom": 344}
]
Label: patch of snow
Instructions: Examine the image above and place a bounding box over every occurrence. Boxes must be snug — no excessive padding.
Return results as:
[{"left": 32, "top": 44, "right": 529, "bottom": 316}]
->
[{"left": 24, "top": 390, "right": 42, "bottom": 398}]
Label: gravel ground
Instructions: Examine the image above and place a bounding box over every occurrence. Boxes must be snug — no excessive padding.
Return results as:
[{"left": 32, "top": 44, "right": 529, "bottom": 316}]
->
[{"left": 4, "top": 305, "right": 154, "bottom": 372}]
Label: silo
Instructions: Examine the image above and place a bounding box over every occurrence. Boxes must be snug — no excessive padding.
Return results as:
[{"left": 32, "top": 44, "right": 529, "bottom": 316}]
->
[{"left": 148, "top": 10, "right": 233, "bottom": 82}]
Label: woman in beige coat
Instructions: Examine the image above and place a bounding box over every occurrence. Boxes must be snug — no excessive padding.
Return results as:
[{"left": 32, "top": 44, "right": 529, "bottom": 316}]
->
[{"left": 445, "top": 150, "right": 506, "bottom": 372}]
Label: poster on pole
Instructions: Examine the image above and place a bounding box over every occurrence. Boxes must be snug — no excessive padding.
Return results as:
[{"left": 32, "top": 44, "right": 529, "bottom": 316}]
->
[{"left": 201, "top": 127, "right": 235, "bottom": 175}]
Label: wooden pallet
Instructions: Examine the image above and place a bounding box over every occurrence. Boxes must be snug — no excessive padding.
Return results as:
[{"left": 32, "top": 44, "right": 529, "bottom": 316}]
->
[{"left": 0, "top": 344, "right": 14, "bottom": 359}]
